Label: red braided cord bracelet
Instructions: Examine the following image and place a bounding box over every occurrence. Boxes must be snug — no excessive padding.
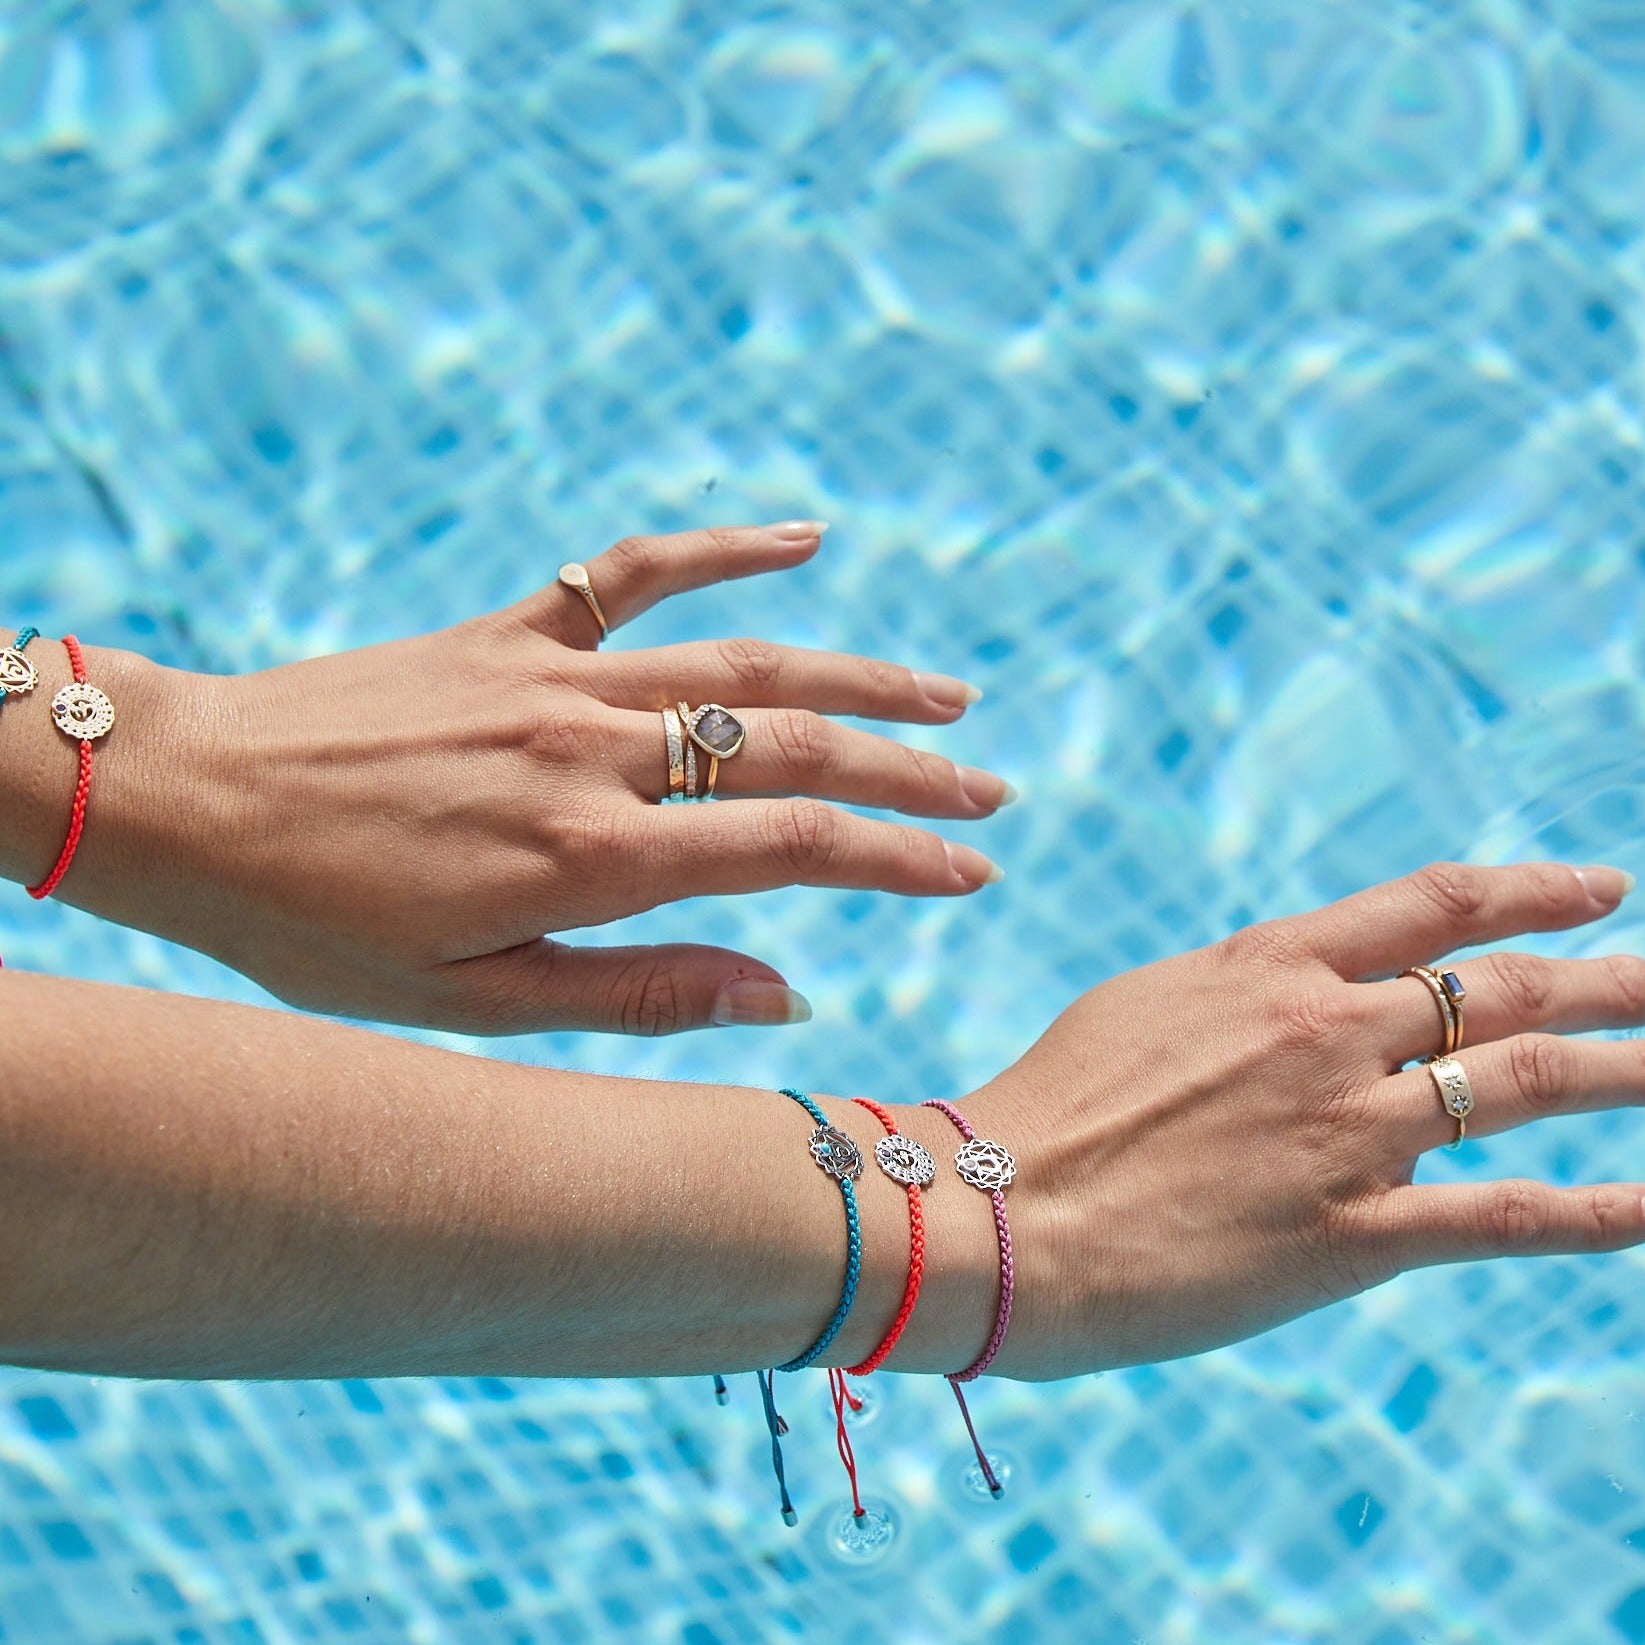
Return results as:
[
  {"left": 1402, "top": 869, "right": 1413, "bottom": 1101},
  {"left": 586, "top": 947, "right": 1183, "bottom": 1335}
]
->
[
  {"left": 29, "top": 637, "right": 113, "bottom": 901},
  {"left": 845, "top": 1098, "right": 928, "bottom": 1376}
]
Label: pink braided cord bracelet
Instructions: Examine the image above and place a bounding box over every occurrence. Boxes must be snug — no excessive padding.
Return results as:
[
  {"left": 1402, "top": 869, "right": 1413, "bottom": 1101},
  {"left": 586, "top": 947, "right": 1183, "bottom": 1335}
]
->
[{"left": 922, "top": 1098, "right": 1015, "bottom": 1379}]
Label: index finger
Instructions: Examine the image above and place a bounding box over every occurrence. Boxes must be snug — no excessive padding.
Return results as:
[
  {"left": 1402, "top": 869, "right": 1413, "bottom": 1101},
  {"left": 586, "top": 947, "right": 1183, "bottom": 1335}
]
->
[{"left": 1246, "top": 860, "right": 1635, "bottom": 979}]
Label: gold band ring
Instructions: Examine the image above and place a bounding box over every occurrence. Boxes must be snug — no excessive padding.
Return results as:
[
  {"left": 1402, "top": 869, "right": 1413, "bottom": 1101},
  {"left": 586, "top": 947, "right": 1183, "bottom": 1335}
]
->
[
  {"left": 558, "top": 562, "right": 609, "bottom": 641},
  {"left": 677, "top": 702, "right": 746, "bottom": 801},
  {"left": 1425, "top": 1054, "right": 1474, "bottom": 1150},
  {"left": 661, "top": 706, "right": 686, "bottom": 800},
  {"left": 1400, "top": 964, "right": 1466, "bottom": 1057}
]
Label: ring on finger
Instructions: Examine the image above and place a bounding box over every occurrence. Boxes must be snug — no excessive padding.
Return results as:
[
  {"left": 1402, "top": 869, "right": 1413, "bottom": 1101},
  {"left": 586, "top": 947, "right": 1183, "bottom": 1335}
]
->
[
  {"left": 558, "top": 562, "right": 610, "bottom": 641},
  {"left": 1426, "top": 1054, "right": 1474, "bottom": 1150},
  {"left": 661, "top": 706, "right": 686, "bottom": 801},
  {"left": 677, "top": 702, "right": 747, "bottom": 801},
  {"left": 1401, "top": 964, "right": 1467, "bottom": 1057}
]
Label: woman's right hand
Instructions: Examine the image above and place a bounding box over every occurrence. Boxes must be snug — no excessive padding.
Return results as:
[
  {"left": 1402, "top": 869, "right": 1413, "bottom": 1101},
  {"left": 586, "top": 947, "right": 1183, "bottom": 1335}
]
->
[{"left": 931, "top": 860, "right": 1645, "bottom": 1381}]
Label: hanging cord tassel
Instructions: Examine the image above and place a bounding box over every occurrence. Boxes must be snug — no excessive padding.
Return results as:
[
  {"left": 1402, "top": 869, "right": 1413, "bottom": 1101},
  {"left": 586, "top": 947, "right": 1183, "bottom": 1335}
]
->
[
  {"left": 827, "top": 1368, "right": 866, "bottom": 1518},
  {"left": 757, "top": 1370, "right": 798, "bottom": 1526},
  {"left": 948, "top": 1379, "right": 1004, "bottom": 1498}
]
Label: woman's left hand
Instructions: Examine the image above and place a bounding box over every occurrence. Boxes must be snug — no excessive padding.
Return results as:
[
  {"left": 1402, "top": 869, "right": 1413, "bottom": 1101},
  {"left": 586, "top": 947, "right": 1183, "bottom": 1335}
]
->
[{"left": 43, "top": 522, "right": 1011, "bottom": 1034}]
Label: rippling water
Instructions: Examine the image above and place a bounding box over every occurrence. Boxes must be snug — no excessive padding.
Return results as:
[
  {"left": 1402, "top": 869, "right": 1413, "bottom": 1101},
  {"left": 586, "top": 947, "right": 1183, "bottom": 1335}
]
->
[{"left": 5, "top": 4, "right": 1645, "bottom": 1642}]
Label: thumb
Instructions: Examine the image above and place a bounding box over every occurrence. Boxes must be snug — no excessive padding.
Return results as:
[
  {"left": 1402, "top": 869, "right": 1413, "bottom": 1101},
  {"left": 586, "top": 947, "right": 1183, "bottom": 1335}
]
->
[{"left": 438, "top": 940, "right": 814, "bottom": 1036}]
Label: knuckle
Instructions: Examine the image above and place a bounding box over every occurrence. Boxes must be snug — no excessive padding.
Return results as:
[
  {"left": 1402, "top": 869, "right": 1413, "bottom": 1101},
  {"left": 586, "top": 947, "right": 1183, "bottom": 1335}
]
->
[
  {"left": 1506, "top": 1034, "right": 1568, "bottom": 1113},
  {"left": 769, "top": 709, "right": 833, "bottom": 775},
  {"left": 768, "top": 798, "right": 844, "bottom": 873},
  {"left": 1265, "top": 984, "right": 1347, "bottom": 1052},
  {"left": 1582, "top": 1184, "right": 1640, "bottom": 1248},
  {"left": 1219, "top": 918, "right": 1296, "bottom": 970},
  {"left": 859, "top": 655, "right": 909, "bottom": 697},
  {"left": 1481, "top": 1178, "right": 1551, "bottom": 1252},
  {"left": 523, "top": 707, "right": 598, "bottom": 766},
  {"left": 618, "top": 963, "right": 690, "bottom": 1037},
  {"left": 719, "top": 637, "right": 785, "bottom": 694},
  {"left": 702, "top": 525, "right": 742, "bottom": 558},
  {"left": 1523, "top": 860, "right": 1583, "bottom": 920},
  {"left": 1602, "top": 952, "right": 1645, "bottom": 1016},
  {"left": 1410, "top": 861, "right": 1489, "bottom": 925},
  {"left": 1484, "top": 951, "right": 1555, "bottom": 1021},
  {"left": 608, "top": 533, "right": 659, "bottom": 579}
]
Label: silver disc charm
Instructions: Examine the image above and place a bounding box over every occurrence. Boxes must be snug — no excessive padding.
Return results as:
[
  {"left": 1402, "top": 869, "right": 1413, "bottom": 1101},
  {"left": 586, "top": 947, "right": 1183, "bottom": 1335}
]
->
[
  {"left": 51, "top": 681, "right": 115, "bottom": 741},
  {"left": 874, "top": 1134, "right": 935, "bottom": 1188},
  {"left": 954, "top": 1137, "right": 1016, "bottom": 1193},
  {"left": 0, "top": 647, "right": 38, "bottom": 696},
  {"left": 808, "top": 1124, "right": 863, "bottom": 1181}
]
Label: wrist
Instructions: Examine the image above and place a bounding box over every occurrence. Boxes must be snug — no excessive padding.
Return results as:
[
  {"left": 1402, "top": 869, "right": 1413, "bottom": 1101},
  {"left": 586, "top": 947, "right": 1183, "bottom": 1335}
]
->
[
  {"left": 806, "top": 1095, "right": 1000, "bottom": 1376},
  {"left": 0, "top": 635, "right": 232, "bottom": 923}
]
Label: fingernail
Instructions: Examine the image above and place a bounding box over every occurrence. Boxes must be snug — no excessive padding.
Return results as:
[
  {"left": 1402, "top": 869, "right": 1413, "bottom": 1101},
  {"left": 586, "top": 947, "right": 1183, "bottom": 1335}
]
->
[
  {"left": 958, "top": 766, "right": 1019, "bottom": 810},
  {"left": 945, "top": 840, "right": 1004, "bottom": 887},
  {"left": 1575, "top": 865, "right": 1635, "bottom": 907},
  {"left": 767, "top": 520, "right": 829, "bottom": 544},
  {"left": 915, "top": 671, "right": 983, "bottom": 709},
  {"left": 711, "top": 980, "right": 814, "bottom": 1027}
]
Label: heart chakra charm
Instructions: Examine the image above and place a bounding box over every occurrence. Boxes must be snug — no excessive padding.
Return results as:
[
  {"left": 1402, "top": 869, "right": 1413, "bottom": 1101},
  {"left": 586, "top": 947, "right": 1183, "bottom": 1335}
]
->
[
  {"left": 954, "top": 1137, "right": 1017, "bottom": 1193},
  {"left": 808, "top": 1124, "right": 863, "bottom": 1181},
  {"left": 0, "top": 647, "right": 38, "bottom": 696},
  {"left": 874, "top": 1134, "right": 936, "bottom": 1188},
  {"left": 51, "top": 682, "right": 115, "bottom": 741}
]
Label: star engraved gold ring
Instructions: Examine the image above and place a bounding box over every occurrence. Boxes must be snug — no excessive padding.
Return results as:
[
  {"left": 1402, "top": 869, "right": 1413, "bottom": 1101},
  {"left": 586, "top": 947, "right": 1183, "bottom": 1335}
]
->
[{"left": 1426, "top": 1054, "right": 1474, "bottom": 1150}]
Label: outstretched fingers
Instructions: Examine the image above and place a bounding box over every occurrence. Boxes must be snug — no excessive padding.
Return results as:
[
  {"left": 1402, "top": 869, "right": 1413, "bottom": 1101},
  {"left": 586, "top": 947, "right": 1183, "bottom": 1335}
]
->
[
  {"left": 513, "top": 522, "right": 829, "bottom": 646},
  {"left": 1372, "top": 1177, "right": 1645, "bottom": 1271},
  {"left": 1264, "top": 860, "right": 1636, "bottom": 980},
  {"left": 643, "top": 799, "right": 1003, "bottom": 899},
  {"left": 439, "top": 940, "right": 815, "bottom": 1035}
]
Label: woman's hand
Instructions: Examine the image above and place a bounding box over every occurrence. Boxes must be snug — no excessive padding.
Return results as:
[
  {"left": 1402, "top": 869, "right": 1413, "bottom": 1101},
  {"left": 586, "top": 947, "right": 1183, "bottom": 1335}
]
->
[
  {"left": 20, "top": 522, "right": 1012, "bottom": 1034},
  {"left": 941, "top": 860, "right": 1645, "bottom": 1381}
]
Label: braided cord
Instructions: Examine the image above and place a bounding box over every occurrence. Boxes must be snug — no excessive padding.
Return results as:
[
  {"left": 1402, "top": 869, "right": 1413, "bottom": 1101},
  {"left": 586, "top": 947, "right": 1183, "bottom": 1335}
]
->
[
  {"left": 774, "top": 1086, "right": 863, "bottom": 1374},
  {"left": 922, "top": 1097, "right": 1014, "bottom": 1380},
  {"left": 845, "top": 1097, "right": 926, "bottom": 1377},
  {"left": 28, "top": 637, "right": 95, "bottom": 901}
]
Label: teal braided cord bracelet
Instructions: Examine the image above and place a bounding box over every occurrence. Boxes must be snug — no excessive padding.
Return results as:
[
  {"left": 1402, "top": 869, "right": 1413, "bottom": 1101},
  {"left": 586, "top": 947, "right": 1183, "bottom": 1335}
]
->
[
  {"left": 775, "top": 1086, "right": 864, "bottom": 1374},
  {"left": 0, "top": 627, "right": 41, "bottom": 703}
]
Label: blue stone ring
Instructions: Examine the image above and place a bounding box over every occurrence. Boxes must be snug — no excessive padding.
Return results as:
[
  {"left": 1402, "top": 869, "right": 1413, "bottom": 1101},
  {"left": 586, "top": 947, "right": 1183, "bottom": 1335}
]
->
[{"left": 1401, "top": 964, "right": 1467, "bottom": 1059}]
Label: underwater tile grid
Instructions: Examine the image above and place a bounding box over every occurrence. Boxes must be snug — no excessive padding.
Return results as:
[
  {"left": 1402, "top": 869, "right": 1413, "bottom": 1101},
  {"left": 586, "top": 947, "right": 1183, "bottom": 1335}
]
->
[{"left": 7, "top": 0, "right": 1645, "bottom": 1640}]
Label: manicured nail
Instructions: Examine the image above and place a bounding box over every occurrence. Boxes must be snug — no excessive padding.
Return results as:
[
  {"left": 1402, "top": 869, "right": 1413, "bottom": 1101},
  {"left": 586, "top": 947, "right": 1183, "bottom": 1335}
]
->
[
  {"left": 916, "top": 671, "right": 983, "bottom": 709},
  {"left": 767, "top": 520, "right": 829, "bottom": 544},
  {"left": 945, "top": 840, "right": 1004, "bottom": 887},
  {"left": 1575, "top": 865, "right": 1635, "bottom": 907},
  {"left": 958, "top": 766, "right": 1019, "bottom": 810},
  {"left": 711, "top": 980, "right": 814, "bottom": 1027}
]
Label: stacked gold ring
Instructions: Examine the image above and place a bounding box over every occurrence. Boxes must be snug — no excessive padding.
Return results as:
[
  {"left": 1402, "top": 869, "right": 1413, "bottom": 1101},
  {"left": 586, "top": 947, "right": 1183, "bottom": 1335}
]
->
[
  {"left": 558, "top": 562, "right": 609, "bottom": 641},
  {"left": 658, "top": 702, "right": 748, "bottom": 801},
  {"left": 1401, "top": 964, "right": 1469, "bottom": 1145}
]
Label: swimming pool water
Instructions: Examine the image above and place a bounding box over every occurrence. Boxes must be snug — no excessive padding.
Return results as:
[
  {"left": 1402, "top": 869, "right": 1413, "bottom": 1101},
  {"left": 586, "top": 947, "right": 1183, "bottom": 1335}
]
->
[{"left": 5, "top": 2, "right": 1645, "bottom": 1640}]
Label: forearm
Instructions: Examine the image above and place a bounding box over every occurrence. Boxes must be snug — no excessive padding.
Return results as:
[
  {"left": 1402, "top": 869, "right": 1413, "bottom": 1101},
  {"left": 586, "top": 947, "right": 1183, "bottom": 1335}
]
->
[{"left": 0, "top": 969, "right": 995, "bottom": 1380}]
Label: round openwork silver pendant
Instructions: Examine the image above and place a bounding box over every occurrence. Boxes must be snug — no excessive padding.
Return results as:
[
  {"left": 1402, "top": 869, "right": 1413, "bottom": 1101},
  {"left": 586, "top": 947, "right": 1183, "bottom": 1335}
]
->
[
  {"left": 874, "top": 1134, "right": 935, "bottom": 1188},
  {"left": 51, "top": 681, "right": 115, "bottom": 741},
  {"left": 808, "top": 1124, "right": 863, "bottom": 1181},
  {"left": 0, "top": 647, "right": 38, "bottom": 696},
  {"left": 954, "top": 1137, "right": 1016, "bottom": 1193}
]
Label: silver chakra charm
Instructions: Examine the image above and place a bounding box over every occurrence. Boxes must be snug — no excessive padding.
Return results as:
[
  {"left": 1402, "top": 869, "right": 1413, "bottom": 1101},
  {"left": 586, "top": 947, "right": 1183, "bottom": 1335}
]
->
[
  {"left": 954, "top": 1137, "right": 1017, "bottom": 1193},
  {"left": 682, "top": 703, "right": 746, "bottom": 759},
  {"left": 808, "top": 1124, "right": 863, "bottom": 1181},
  {"left": 51, "top": 681, "right": 115, "bottom": 741},
  {"left": 0, "top": 647, "right": 38, "bottom": 696},
  {"left": 874, "top": 1134, "right": 936, "bottom": 1188}
]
